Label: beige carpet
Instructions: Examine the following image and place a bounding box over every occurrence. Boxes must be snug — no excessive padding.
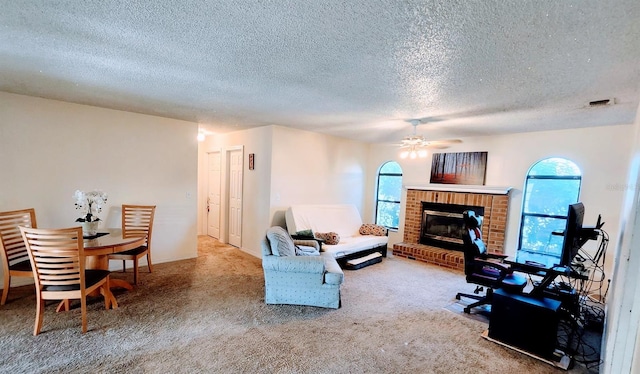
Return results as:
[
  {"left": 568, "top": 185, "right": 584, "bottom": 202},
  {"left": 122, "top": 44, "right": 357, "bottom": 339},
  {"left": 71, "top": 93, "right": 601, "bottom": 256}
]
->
[{"left": 0, "top": 236, "right": 596, "bottom": 373}]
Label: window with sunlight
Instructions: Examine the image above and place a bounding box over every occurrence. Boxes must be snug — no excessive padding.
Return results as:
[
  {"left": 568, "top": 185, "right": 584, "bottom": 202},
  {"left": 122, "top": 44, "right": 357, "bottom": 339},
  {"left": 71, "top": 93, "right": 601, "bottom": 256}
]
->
[
  {"left": 518, "top": 158, "right": 582, "bottom": 258},
  {"left": 375, "top": 161, "right": 402, "bottom": 230}
]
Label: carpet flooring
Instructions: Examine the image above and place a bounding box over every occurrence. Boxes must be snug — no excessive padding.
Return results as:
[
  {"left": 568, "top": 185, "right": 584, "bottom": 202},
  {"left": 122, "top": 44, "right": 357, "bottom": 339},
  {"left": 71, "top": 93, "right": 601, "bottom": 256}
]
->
[{"left": 0, "top": 236, "right": 598, "bottom": 373}]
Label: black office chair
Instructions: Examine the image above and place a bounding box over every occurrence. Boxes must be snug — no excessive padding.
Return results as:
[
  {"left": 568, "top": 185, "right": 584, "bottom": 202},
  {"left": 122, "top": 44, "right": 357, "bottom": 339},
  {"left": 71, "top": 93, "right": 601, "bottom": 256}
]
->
[{"left": 455, "top": 210, "right": 527, "bottom": 313}]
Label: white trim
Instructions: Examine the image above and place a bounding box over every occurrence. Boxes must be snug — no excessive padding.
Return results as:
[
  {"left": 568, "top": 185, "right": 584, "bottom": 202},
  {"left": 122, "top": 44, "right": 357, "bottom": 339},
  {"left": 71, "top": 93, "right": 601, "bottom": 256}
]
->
[{"left": 404, "top": 184, "right": 512, "bottom": 195}]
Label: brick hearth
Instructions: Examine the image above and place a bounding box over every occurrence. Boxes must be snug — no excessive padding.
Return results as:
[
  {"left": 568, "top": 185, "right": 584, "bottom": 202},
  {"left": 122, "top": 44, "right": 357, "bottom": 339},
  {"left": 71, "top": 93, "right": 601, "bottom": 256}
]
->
[{"left": 393, "top": 187, "right": 510, "bottom": 271}]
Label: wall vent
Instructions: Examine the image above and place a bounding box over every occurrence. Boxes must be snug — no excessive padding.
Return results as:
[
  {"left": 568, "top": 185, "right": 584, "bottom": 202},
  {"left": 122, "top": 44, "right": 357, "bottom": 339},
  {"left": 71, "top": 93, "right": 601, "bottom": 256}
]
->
[{"left": 588, "top": 98, "right": 615, "bottom": 107}]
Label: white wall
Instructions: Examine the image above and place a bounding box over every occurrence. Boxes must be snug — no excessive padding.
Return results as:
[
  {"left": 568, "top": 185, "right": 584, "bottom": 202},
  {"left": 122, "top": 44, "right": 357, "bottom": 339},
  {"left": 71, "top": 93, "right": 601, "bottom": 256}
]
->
[
  {"left": 197, "top": 125, "right": 370, "bottom": 257},
  {"left": 0, "top": 92, "right": 199, "bottom": 287},
  {"left": 366, "top": 124, "right": 634, "bottom": 278},
  {"left": 269, "top": 126, "right": 369, "bottom": 226},
  {"left": 601, "top": 105, "right": 640, "bottom": 373}
]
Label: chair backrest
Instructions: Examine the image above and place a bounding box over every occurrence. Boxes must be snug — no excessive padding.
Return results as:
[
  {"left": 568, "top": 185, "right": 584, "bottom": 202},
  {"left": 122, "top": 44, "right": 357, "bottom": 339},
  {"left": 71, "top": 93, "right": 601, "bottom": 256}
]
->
[
  {"left": 461, "top": 210, "right": 487, "bottom": 276},
  {"left": 0, "top": 208, "right": 37, "bottom": 271},
  {"left": 121, "top": 205, "right": 156, "bottom": 246},
  {"left": 20, "top": 226, "right": 86, "bottom": 293},
  {"left": 265, "top": 226, "right": 298, "bottom": 257}
]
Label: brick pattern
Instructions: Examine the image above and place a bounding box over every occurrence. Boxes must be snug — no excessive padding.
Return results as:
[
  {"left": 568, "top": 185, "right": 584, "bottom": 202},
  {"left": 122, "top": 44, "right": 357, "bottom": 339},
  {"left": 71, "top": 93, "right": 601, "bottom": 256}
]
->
[
  {"left": 393, "top": 242, "right": 466, "bottom": 271},
  {"left": 393, "top": 189, "right": 509, "bottom": 271}
]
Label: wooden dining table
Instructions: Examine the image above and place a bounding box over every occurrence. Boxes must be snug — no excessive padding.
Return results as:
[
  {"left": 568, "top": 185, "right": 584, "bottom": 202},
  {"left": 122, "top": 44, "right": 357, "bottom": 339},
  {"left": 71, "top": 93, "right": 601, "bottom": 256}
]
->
[{"left": 56, "top": 228, "right": 145, "bottom": 312}]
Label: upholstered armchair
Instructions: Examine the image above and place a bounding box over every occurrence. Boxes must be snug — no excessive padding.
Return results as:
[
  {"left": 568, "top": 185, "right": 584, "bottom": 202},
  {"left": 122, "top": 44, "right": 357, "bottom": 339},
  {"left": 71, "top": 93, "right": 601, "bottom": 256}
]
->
[{"left": 261, "top": 226, "right": 344, "bottom": 309}]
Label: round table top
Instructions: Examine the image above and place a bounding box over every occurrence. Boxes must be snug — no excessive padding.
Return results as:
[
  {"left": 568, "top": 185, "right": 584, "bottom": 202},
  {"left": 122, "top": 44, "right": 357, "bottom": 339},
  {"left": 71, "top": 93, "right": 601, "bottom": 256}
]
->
[{"left": 84, "top": 228, "right": 145, "bottom": 255}]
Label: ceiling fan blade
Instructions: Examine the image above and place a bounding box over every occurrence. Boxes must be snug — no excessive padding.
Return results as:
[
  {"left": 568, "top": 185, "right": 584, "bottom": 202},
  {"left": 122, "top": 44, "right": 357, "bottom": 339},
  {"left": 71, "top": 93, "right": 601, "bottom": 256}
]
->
[
  {"left": 426, "top": 139, "right": 462, "bottom": 146},
  {"left": 396, "top": 120, "right": 463, "bottom": 151},
  {"left": 423, "top": 144, "right": 452, "bottom": 149},
  {"left": 417, "top": 117, "right": 446, "bottom": 124},
  {"left": 418, "top": 139, "right": 462, "bottom": 150},
  {"left": 404, "top": 117, "right": 446, "bottom": 125}
]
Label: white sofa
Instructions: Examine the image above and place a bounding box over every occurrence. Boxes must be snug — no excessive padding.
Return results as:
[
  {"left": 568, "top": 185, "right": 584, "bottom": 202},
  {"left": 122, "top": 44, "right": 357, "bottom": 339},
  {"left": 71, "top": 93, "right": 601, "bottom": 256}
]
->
[{"left": 285, "top": 204, "right": 388, "bottom": 263}]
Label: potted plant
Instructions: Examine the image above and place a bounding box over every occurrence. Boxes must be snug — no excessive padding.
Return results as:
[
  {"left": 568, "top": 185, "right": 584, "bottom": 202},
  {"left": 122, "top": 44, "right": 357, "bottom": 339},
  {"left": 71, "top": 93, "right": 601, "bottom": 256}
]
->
[{"left": 74, "top": 190, "right": 108, "bottom": 236}]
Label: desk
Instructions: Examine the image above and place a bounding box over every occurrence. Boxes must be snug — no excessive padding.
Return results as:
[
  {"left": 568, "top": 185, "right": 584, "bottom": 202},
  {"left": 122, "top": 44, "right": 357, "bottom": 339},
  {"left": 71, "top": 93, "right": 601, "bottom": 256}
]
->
[
  {"left": 504, "top": 251, "right": 588, "bottom": 299},
  {"left": 504, "top": 252, "right": 568, "bottom": 298},
  {"left": 57, "top": 228, "right": 145, "bottom": 312}
]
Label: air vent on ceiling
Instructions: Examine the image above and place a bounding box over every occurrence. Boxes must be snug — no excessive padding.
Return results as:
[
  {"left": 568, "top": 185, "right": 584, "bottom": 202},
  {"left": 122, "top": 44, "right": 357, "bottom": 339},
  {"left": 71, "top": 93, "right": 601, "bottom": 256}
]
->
[{"left": 588, "top": 98, "right": 615, "bottom": 107}]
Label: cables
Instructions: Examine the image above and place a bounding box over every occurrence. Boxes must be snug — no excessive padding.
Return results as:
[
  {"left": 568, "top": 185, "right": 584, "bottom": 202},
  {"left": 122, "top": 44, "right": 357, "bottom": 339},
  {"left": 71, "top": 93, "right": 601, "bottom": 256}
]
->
[
  {"left": 555, "top": 229, "right": 609, "bottom": 368},
  {"left": 577, "top": 228, "right": 609, "bottom": 304}
]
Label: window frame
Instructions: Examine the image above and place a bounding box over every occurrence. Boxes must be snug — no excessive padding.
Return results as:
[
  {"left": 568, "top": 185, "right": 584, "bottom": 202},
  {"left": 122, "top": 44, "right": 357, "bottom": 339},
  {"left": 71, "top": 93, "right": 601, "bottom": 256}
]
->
[
  {"left": 375, "top": 161, "right": 403, "bottom": 230},
  {"left": 518, "top": 159, "right": 582, "bottom": 257}
]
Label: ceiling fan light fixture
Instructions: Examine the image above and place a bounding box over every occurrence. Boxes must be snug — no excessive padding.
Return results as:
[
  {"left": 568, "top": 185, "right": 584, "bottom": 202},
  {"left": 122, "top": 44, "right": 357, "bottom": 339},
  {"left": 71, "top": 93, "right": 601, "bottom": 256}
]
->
[
  {"left": 399, "top": 144, "right": 429, "bottom": 159},
  {"left": 197, "top": 128, "right": 210, "bottom": 142},
  {"left": 396, "top": 119, "right": 461, "bottom": 160}
]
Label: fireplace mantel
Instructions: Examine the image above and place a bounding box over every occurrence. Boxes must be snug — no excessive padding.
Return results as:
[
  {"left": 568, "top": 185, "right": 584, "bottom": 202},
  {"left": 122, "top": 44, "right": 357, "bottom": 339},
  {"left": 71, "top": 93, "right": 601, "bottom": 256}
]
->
[{"left": 404, "top": 184, "right": 513, "bottom": 195}]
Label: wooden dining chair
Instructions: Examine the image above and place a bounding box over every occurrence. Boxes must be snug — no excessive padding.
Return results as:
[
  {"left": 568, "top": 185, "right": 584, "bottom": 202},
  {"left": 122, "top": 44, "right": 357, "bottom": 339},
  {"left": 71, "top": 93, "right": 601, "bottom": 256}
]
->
[
  {"left": 20, "top": 226, "right": 114, "bottom": 335},
  {"left": 0, "top": 208, "right": 37, "bottom": 305},
  {"left": 108, "top": 205, "right": 156, "bottom": 285}
]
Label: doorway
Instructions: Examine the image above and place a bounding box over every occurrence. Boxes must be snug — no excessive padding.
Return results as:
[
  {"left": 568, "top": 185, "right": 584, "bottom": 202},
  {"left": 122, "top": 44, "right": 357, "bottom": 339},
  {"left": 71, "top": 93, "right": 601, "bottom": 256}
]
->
[{"left": 205, "top": 147, "right": 243, "bottom": 248}]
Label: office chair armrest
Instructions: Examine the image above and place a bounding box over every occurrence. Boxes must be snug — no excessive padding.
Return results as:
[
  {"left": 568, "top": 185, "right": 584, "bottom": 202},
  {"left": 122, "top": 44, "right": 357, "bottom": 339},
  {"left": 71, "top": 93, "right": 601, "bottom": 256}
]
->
[
  {"left": 472, "top": 258, "right": 512, "bottom": 277},
  {"left": 483, "top": 253, "right": 508, "bottom": 260}
]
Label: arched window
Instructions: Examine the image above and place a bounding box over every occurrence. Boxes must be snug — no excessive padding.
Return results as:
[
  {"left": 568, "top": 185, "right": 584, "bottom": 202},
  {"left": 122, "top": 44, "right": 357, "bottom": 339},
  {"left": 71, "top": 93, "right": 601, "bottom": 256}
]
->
[
  {"left": 375, "top": 161, "right": 403, "bottom": 230},
  {"left": 518, "top": 157, "right": 582, "bottom": 258}
]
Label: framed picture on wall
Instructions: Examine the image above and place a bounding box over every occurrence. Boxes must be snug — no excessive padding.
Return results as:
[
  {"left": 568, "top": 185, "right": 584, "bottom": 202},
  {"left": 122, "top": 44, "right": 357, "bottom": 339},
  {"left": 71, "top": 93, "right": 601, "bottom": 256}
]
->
[
  {"left": 430, "top": 151, "right": 488, "bottom": 185},
  {"left": 249, "top": 153, "right": 255, "bottom": 170}
]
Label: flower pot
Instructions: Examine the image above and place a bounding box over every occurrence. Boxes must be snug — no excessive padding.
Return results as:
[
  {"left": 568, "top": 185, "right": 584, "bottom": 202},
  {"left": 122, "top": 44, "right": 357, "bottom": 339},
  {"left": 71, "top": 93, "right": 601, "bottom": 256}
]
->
[{"left": 80, "top": 221, "right": 100, "bottom": 236}]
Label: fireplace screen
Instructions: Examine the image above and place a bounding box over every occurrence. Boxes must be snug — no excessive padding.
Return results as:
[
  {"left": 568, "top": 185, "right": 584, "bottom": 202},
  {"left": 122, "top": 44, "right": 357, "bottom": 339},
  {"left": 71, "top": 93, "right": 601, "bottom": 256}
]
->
[
  {"left": 420, "top": 202, "right": 484, "bottom": 251},
  {"left": 423, "top": 211, "right": 465, "bottom": 244}
]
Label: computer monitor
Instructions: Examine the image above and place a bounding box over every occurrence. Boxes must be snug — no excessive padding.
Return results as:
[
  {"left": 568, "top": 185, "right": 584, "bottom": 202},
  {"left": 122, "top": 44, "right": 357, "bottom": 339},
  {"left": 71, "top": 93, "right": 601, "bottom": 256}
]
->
[{"left": 559, "top": 202, "right": 585, "bottom": 267}]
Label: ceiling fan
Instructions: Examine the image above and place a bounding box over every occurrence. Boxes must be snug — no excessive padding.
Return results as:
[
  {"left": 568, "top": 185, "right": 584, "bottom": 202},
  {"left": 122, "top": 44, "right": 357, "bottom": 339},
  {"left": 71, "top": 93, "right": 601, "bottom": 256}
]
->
[{"left": 398, "top": 119, "right": 462, "bottom": 159}]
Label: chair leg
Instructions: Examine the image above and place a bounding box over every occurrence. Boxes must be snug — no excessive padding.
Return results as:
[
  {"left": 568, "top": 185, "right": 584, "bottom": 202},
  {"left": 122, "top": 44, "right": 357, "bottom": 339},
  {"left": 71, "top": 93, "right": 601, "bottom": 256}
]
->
[
  {"left": 80, "top": 296, "right": 88, "bottom": 334},
  {"left": 103, "top": 277, "right": 110, "bottom": 310},
  {"left": 461, "top": 288, "right": 494, "bottom": 313},
  {"left": 1, "top": 272, "right": 9, "bottom": 305},
  {"left": 55, "top": 299, "right": 70, "bottom": 312},
  {"left": 133, "top": 258, "right": 139, "bottom": 285},
  {"left": 146, "top": 252, "right": 153, "bottom": 273},
  {"left": 456, "top": 292, "right": 487, "bottom": 314},
  {"left": 464, "top": 298, "right": 490, "bottom": 313},
  {"left": 122, "top": 260, "right": 126, "bottom": 272},
  {"left": 456, "top": 292, "right": 483, "bottom": 301},
  {"left": 33, "top": 296, "right": 44, "bottom": 336}
]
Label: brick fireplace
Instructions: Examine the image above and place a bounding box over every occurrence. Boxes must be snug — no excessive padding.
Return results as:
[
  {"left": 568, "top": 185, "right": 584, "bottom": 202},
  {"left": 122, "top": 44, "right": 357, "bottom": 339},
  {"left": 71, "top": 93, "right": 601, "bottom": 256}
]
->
[{"left": 393, "top": 186, "right": 511, "bottom": 272}]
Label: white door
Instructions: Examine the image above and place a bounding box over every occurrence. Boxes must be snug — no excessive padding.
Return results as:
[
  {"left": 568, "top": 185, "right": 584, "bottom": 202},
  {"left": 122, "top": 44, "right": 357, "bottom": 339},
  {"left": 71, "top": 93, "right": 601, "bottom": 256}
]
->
[
  {"left": 207, "top": 152, "right": 221, "bottom": 239},
  {"left": 228, "top": 149, "right": 243, "bottom": 247}
]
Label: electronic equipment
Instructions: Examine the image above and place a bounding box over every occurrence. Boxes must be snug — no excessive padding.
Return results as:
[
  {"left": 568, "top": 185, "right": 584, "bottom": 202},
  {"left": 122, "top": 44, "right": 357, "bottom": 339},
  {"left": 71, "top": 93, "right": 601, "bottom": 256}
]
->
[
  {"left": 559, "top": 203, "right": 604, "bottom": 268},
  {"left": 489, "top": 289, "right": 562, "bottom": 359},
  {"left": 559, "top": 203, "right": 585, "bottom": 267}
]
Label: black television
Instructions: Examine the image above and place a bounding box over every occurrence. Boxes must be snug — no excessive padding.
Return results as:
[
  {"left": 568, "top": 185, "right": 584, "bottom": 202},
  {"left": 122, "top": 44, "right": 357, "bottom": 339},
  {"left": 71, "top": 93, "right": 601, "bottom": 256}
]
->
[{"left": 559, "top": 202, "right": 585, "bottom": 267}]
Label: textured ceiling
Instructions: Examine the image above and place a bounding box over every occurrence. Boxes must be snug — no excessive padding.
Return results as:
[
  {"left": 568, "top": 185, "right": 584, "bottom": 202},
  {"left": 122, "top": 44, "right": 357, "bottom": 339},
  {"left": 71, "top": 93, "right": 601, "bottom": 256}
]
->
[{"left": 1, "top": 1, "right": 640, "bottom": 143}]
